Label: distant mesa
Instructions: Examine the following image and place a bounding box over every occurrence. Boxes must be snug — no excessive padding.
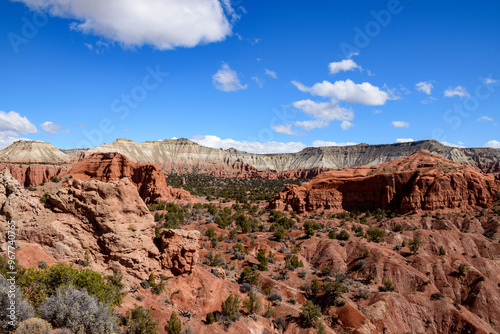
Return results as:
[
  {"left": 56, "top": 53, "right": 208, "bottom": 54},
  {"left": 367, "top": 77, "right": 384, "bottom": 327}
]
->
[
  {"left": 270, "top": 150, "right": 500, "bottom": 214},
  {"left": 0, "top": 140, "right": 71, "bottom": 163}
]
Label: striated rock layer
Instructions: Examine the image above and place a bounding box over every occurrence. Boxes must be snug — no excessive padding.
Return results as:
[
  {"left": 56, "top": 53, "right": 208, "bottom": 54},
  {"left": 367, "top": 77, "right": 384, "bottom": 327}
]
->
[
  {"left": 270, "top": 150, "right": 500, "bottom": 213},
  {"left": 64, "top": 152, "right": 192, "bottom": 203}
]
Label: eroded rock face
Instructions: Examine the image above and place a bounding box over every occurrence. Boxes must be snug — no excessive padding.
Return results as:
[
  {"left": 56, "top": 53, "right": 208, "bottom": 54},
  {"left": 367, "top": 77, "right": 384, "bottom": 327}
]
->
[
  {"left": 46, "top": 177, "right": 159, "bottom": 270},
  {"left": 65, "top": 152, "right": 192, "bottom": 203},
  {"left": 159, "top": 229, "right": 200, "bottom": 276},
  {"left": 271, "top": 150, "right": 500, "bottom": 213},
  {"left": 0, "top": 164, "right": 71, "bottom": 187},
  {"left": 0, "top": 169, "right": 43, "bottom": 220}
]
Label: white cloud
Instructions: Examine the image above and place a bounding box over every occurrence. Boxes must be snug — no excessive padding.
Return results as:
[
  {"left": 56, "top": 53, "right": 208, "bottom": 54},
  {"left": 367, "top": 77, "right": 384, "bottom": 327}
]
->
[
  {"left": 265, "top": 69, "right": 277, "bottom": 79},
  {"left": 292, "top": 79, "right": 390, "bottom": 106},
  {"left": 293, "top": 120, "right": 329, "bottom": 131},
  {"left": 373, "top": 109, "right": 382, "bottom": 114},
  {"left": 484, "top": 78, "right": 498, "bottom": 84},
  {"left": 0, "top": 111, "right": 38, "bottom": 134},
  {"left": 415, "top": 81, "right": 433, "bottom": 95},
  {"left": 312, "top": 140, "right": 357, "bottom": 147},
  {"left": 328, "top": 59, "right": 362, "bottom": 74},
  {"left": 191, "top": 135, "right": 306, "bottom": 154},
  {"left": 12, "top": 0, "right": 235, "bottom": 50},
  {"left": 0, "top": 111, "right": 38, "bottom": 149},
  {"left": 40, "top": 121, "right": 68, "bottom": 134},
  {"left": 213, "top": 63, "right": 247, "bottom": 92},
  {"left": 421, "top": 96, "right": 437, "bottom": 104},
  {"left": 392, "top": 121, "right": 410, "bottom": 128},
  {"left": 272, "top": 124, "right": 294, "bottom": 135},
  {"left": 340, "top": 120, "right": 354, "bottom": 130},
  {"left": 346, "top": 51, "right": 359, "bottom": 58},
  {"left": 396, "top": 138, "right": 414, "bottom": 143},
  {"left": 441, "top": 141, "right": 466, "bottom": 148},
  {"left": 76, "top": 124, "right": 86, "bottom": 128},
  {"left": 292, "top": 99, "right": 354, "bottom": 131},
  {"left": 444, "top": 86, "right": 469, "bottom": 98},
  {"left": 477, "top": 116, "right": 494, "bottom": 122},
  {"left": 251, "top": 76, "right": 264, "bottom": 88},
  {"left": 484, "top": 140, "right": 500, "bottom": 148}
]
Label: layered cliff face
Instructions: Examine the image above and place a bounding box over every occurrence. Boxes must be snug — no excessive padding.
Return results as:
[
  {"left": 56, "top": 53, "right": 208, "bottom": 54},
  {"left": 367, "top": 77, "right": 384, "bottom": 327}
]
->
[
  {"left": 83, "top": 138, "right": 500, "bottom": 174},
  {"left": 270, "top": 150, "right": 500, "bottom": 213},
  {"left": 64, "top": 152, "right": 192, "bottom": 203}
]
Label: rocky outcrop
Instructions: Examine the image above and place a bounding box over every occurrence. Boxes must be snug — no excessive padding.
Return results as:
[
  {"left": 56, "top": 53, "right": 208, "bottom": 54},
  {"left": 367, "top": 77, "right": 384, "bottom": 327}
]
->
[
  {"left": 159, "top": 229, "right": 200, "bottom": 276},
  {"left": 46, "top": 177, "right": 159, "bottom": 274},
  {"left": 0, "top": 140, "right": 71, "bottom": 163},
  {"left": 0, "top": 164, "right": 71, "bottom": 187},
  {"left": 64, "top": 152, "right": 192, "bottom": 203},
  {"left": 0, "top": 169, "right": 43, "bottom": 220},
  {"left": 270, "top": 150, "right": 500, "bottom": 213}
]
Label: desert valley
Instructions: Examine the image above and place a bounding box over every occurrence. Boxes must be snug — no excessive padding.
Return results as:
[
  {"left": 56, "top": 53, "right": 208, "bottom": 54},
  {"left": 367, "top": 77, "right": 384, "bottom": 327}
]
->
[{"left": 1, "top": 139, "right": 499, "bottom": 334}]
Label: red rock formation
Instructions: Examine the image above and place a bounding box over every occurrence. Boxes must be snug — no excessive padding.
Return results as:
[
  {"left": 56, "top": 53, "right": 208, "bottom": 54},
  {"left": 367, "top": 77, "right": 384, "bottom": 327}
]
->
[
  {"left": 270, "top": 150, "right": 500, "bottom": 213},
  {"left": 64, "top": 152, "right": 192, "bottom": 203},
  {"left": 0, "top": 163, "right": 71, "bottom": 187},
  {"left": 159, "top": 229, "right": 200, "bottom": 276}
]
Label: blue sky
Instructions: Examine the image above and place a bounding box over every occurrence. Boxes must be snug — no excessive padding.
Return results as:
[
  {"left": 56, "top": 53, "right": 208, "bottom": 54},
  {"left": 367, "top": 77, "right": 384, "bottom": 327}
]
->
[{"left": 0, "top": 0, "right": 499, "bottom": 153}]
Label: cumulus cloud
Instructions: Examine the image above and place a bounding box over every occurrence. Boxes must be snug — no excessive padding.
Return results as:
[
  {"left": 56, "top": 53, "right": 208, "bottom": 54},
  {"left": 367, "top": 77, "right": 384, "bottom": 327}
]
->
[
  {"left": 251, "top": 76, "right": 264, "bottom": 88},
  {"left": 0, "top": 111, "right": 38, "bottom": 149},
  {"left": 265, "top": 69, "right": 277, "bottom": 79},
  {"left": 12, "top": 0, "right": 235, "bottom": 49},
  {"left": 444, "top": 86, "right": 469, "bottom": 98},
  {"left": 292, "top": 79, "right": 390, "bottom": 106},
  {"left": 396, "top": 138, "right": 414, "bottom": 143},
  {"left": 484, "top": 78, "right": 498, "bottom": 84},
  {"left": 272, "top": 124, "right": 295, "bottom": 135},
  {"left": 292, "top": 99, "right": 354, "bottom": 131},
  {"left": 328, "top": 59, "right": 362, "bottom": 74},
  {"left": 392, "top": 121, "right": 410, "bottom": 128},
  {"left": 415, "top": 81, "right": 433, "bottom": 95},
  {"left": 213, "top": 63, "right": 247, "bottom": 92},
  {"left": 312, "top": 140, "right": 357, "bottom": 147},
  {"left": 421, "top": 96, "right": 437, "bottom": 104},
  {"left": 477, "top": 116, "right": 494, "bottom": 122},
  {"left": 484, "top": 140, "right": 500, "bottom": 148},
  {"left": 40, "top": 121, "right": 68, "bottom": 134},
  {"left": 0, "top": 111, "right": 38, "bottom": 134},
  {"left": 191, "top": 135, "right": 306, "bottom": 154}
]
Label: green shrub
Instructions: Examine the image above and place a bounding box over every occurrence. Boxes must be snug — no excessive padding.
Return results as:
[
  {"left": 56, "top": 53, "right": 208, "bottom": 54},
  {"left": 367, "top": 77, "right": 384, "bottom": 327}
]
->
[
  {"left": 256, "top": 250, "right": 268, "bottom": 271},
  {"left": 15, "top": 318, "right": 51, "bottom": 334},
  {"left": 458, "top": 264, "right": 466, "bottom": 276},
  {"left": 392, "top": 225, "right": 403, "bottom": 232},
  {"left": 221, "top": 294, "right": 241, "bottom": 322},
  {"left": 408, "top": 236, "right": 423, "bottom": 255},
  {"left": 240, "top": 267, "right": 259, "bottom": 286},
  {"left": 337, "top": 230, "right": 350, "bottom": 241},
  {"left": 243, "top": 291, "right": 261, "bottom": 314},
  {"left": 439, "top": 246, "right": 446, "bottom": 256},
  {"left": 165, "top": 311, "right": 181, "bottom": 334},
  {"left": 122, "top": 305, "right": 158, "bottom": 334},
  {"left": 39, "top": 286, "right": 118, "bottom": 334},
  {"left": 274, "top": 227, "right": 285, "bottom": 242},
  {"left": 310, "top": 278, "right": 320, "bottom": 298},
  {"left": 206, "top": 312, "right": 215, "bottom": 324},
  {"left": 367, "top": 228, "right": 385, "bottom": 243},
  {"left": 263, "top": 302, "right": 274, "bottom": 318},
  {"left": 298, "top": 301, "right": 321, "bottom": 328},
  {"left": 382, "top": 278, "right": 396, "bottom": 292},
  {"left": 328, "top": 230, "right": 337, "bottom": 239}
]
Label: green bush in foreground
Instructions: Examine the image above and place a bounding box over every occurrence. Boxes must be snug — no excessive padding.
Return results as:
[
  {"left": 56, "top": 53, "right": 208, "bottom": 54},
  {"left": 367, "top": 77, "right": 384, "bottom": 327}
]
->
[{"left": 122, "top": 305, "right": 159, "bottom": 334}]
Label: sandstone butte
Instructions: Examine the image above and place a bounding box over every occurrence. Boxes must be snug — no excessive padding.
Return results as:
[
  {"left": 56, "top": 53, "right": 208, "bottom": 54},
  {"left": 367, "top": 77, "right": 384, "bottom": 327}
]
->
[
  {"left": 62, "top": 152, "right": 192, "bottom": 204},
  {"left": 271, "top": 150, "right": 500, "bottom": 214}
]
